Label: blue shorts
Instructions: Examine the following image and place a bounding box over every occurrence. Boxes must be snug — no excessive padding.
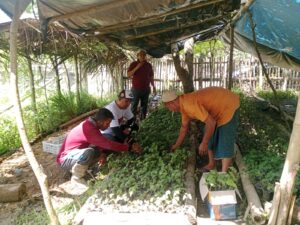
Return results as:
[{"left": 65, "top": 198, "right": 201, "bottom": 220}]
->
[{"left": 208, "top": 109, "right": 239, "bottom": 159}]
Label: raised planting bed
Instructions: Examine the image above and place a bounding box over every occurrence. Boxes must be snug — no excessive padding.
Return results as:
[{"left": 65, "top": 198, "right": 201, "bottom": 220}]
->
[
  {"left": 74, "top": 108, "right": 196, "bottom": 225},
  {"left": 238, "top": 94, "right": 300, "bottom": 201}
]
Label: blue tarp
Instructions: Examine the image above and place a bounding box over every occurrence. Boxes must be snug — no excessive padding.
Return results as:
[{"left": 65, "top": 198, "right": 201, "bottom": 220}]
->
[{"left": 235, "top": 0, "right": 300, "bottom": 62}]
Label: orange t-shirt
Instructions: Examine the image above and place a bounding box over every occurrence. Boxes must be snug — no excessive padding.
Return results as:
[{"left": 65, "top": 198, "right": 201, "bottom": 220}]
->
[{"left": 179, "top": 87, "right": 240, "bottom": 127}]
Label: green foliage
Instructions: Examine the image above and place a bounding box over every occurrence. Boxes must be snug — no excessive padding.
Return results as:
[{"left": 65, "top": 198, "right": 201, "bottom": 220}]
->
[
  {"left": 77, "top": 92, "right": 98, "bottom": 115},
  {"left": 258, "top": 90, "right": 297, "bottom": 104},
  {"left": 244, "top": 150, "right": 283, "bottom": 193},
  {"left": 13, "top": 208, "right": 50, "bottom": 225},
  {"left": 0, "top": 91, "right": 106, "bottom": 155},
  {"left": 94, "top": 108, "right": 189, "bottom": 208},
  {"left": 0, "top": 117, "right": 21, "bottom": 154},
  {"left": 205, "top": 167, "right": 239, "bottom": 191},
  {"left": 193, "top": 39, "right": 225, "bottom": 57},
  {"left": 30, "top": 91, "right": 98, "bottom": 133},
  {"left": 238, "top": 92, "right": 299, "bottom": 200},
  {"left": 50, "top": 92, "right": 78, "bottom": 120}
]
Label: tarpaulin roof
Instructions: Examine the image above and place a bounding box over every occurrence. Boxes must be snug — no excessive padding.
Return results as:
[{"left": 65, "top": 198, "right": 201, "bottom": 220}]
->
[
  {"left": 0, "top": 0, "right": 240, "bottom": 57},
  {"left": 0, "top": 0, "right": 31, "bottom": 18},
  {"left": 222, "top": 0, "right": 300, "bottom": 72},
  {"left": 33, "top": 0, "right": 239, "bottom": 57},
  {"left": 1, "top": 0, "right": 300, "bottom": 71}
]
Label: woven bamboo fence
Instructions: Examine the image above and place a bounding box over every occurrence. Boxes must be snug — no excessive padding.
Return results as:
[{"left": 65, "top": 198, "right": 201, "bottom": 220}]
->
[{"left": 119, "top": 57, "right": 300, "bottom": 93}]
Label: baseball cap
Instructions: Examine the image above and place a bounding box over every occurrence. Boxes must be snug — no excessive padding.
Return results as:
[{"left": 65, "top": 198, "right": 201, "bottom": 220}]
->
[
  {"left": 118, "top": 90, "right": 134, "bottom": 99},
  {"left": 162, "top": 90, "right": 178, "bottom": 103}
]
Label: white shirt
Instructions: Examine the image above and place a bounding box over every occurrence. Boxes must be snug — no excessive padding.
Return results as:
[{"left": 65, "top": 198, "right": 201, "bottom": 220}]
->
[{"left": 102, "top": 101, "right": 134, "bottom": 134}]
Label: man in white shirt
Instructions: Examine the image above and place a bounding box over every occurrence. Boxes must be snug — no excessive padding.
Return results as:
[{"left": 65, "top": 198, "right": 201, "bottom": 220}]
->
[{"left": 102, "top": 90, "right": 138, "bottom": 143}]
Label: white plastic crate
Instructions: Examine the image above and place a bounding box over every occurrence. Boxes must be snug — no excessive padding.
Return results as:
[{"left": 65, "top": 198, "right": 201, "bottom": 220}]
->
[{"left": 42, "top": 135, "right": 66, "bottom": 155}]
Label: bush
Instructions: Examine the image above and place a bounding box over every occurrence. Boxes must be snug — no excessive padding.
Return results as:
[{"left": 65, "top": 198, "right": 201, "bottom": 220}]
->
[
  {"left": 0, "top": 117, "right": 21, "bottom": 155},
  {"left": 0, "top": 91, "right": 109, "bottom": 155},
  {"left": 238, "top": 92, "right": 299, "bottom": 200}
]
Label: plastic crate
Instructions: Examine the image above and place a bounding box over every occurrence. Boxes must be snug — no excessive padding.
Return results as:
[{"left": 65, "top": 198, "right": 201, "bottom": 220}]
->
[{"left": 42, "top": 135, "right": 66, "bottom": 155}]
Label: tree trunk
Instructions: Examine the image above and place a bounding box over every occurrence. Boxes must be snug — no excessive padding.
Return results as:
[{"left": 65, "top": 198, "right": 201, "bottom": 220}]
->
[
  {"left": 63, "top": 61, "right": 71, "bottom": 94},
  {"left": 74, "top": 54, "right": 80, "bottom": 103},
  {"left": 51, "top": 56, "right": 61, "bottom": 95},
  {"left": 268, "top": 93, "right": 300, "bottom": 225},
  {"left": 9, "top": 2, "right": 61, "bottom": 224},
  {"left": 172, "top": 38, "right": 194, "bottom": 94},
  {"left": 185, "top": 121, "right": 198, "bottom": 225},
  {"left": 39, "top": 64, "right": 49, "bottom": 105},
  {"left": 26, "top": 54, "right": 40, "bottom": 134},
  {"left": 109, "top": 65, "right": 120, "bottom": 93},
  {"left": 81, "top": 66, "right": 88, "bottom": 92},
  {"left": 228, "top": 25, "right": 234, "bottom": 90}
]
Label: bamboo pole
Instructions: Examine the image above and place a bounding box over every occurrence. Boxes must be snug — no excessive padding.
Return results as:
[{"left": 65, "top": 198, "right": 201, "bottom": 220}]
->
[
  {"left": 125, "top": 15, "right": 222, "bottom": 41},
  {"left": 219, "top": 0, "right": 255, "bottom": 36},
  {"left": 268, "top": 183, "right": 281, "bottom": 225},
  {"left": 268, "top": 92, "right": 300, "bottom": 225},
  {"left": 9, "top": 1, "right": 61, "bottom": 224}
]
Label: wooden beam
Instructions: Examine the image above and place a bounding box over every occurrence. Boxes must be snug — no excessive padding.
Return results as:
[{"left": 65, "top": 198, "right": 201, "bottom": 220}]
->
[
  {"left": 95, "top": 0, "right": 226, "bottom": 35},
  {"left": 48, "top": 0, "right": 139, "bottom": 24},
  {"left": 125, "top": 15, "right": 223, "bottom": 41},
  {"left": 219, "top": 0, "right": 255, "bottom": 36}
]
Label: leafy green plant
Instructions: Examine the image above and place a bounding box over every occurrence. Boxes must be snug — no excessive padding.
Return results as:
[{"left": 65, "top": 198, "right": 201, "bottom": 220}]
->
[
  {"left": 205, "top": 167, "right": 239, "bottom": 191},
  {"left": 238, "top": 92, "right": 299, "bottom": 200},
  {"left": 92, "top": 108, "right": 189, "bottom": 211},
  {"left": 0, "top": 91, "right": 108, "bottom": 155},
  {"left": 0, "top": 117, "right": 21, "bottom": 154},
  {"left": 258, "top": 90, "right": 297, "bottom": 105}
]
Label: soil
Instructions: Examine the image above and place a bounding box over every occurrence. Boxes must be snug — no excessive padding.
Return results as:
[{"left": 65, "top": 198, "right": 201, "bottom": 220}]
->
[{"left": 0, "top": 129, "right": 72, "bottom": 225}]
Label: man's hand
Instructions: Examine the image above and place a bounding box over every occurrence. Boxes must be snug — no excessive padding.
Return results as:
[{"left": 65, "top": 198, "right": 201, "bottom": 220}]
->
[
  {"left": 128, "top": 62, "right": 144, "bottom": 78},
  {"left": 136, "top": 61, "right": 144, "bottom": 70},
  {"left": 122, "top": 128, "right": 131, "bottom": 135},
  {"left": 98, "top": 152, "right": 107, "bottom": 166},
  {"left": 170, "top": 144, "right": 178, "bottom": 152},
  {"left": 131, "top": 142, "right": 142, "bottom": 154},
  {"left": 198, "top": 142, "right": 208, "bottom": 156}
]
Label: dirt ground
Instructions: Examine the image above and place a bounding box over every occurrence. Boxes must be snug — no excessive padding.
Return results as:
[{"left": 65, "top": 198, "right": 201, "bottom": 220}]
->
[{"left": 0, "top": 129, "right": 71, "bottom": 225}]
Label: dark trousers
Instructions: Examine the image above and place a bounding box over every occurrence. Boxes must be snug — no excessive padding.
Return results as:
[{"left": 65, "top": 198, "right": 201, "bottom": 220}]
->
[{"left": 131, "top": 88, "right": 150, "bottom": 120}]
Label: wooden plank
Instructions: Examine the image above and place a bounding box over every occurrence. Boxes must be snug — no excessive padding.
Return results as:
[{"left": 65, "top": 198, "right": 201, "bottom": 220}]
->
[{"left": 59, "top": 109, "right": 98, "bottom": 129}]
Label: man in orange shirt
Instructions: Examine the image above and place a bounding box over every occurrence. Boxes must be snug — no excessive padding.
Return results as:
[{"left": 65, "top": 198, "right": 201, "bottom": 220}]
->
[{"left": 162, "top": 87, "right": 240, "bottom": 172}]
